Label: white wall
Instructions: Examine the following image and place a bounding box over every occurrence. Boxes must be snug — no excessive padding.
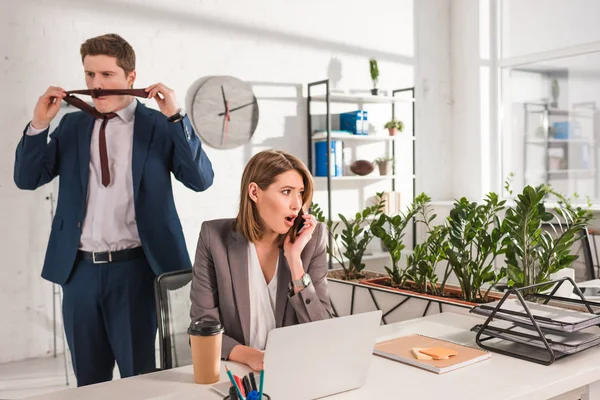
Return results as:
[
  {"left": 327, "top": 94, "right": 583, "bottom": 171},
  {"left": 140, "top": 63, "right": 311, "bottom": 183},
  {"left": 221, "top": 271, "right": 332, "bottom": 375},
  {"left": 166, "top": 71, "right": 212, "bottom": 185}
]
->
[
  {"left": 0, "top": 0, "right": 440, "bottom": 363},
  {"left": 501, "top": 0, "right": 600, "bottom": 58}
]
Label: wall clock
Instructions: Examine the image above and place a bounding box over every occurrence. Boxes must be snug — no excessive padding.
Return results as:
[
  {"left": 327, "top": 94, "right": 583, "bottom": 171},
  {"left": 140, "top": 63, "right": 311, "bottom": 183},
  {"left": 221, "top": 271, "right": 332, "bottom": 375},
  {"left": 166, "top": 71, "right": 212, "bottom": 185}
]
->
[{"left": 191, "top": 76, "right": 259, "bottom": 149}]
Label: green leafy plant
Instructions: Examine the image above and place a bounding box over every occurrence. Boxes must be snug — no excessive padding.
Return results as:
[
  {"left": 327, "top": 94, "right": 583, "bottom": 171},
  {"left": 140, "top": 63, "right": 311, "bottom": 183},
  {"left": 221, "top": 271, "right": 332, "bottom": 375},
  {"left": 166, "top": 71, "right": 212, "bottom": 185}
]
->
[
  {"left": 384, "top": 119, "right": 404, "bottom": 131},
  {"left": 369, "top": 59, "right": 379, "bottom": 89},
  {"left": 313, "top": 193, "right": 386, "bottom": 280},
  {"left": 373, "top": 156, "right": 394, "bottom": 165},
  {"left": 404, "top": 194, "right": 450, "bottom": 296},
  {"left": 371, "top": 194, "right": 424, "bottom": 286},
  {"left": 502, "top": 184, "right": 593, "bottom": 290},
  {"left": 443, "top": 193, "right": 507, "bottom": 303},
  {"left": 406, "top": 225, "right": 450, "bottom": 296}
]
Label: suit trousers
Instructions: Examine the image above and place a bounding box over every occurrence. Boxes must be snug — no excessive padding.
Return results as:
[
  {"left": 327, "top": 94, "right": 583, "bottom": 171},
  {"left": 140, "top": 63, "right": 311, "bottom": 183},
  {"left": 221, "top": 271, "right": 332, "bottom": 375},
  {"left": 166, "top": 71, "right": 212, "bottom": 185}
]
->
[{"left": 62, "top": 256, "right": 157, "bottom": 386}]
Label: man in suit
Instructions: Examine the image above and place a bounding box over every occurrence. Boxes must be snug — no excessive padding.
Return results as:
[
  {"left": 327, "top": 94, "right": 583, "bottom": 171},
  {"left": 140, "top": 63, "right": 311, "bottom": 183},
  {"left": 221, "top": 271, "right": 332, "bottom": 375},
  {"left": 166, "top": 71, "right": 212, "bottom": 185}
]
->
[{"left": 14, "top": 33, "right": 214, "bottom": 386}]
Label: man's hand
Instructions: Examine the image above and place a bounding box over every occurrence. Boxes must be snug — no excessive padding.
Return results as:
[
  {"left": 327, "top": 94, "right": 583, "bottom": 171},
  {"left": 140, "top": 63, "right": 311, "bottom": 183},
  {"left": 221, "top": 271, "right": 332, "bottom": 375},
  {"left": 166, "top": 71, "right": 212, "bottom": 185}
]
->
[
  {"left": 145, "top": 83, "right": 179, "bottom": 118},
  {"left": 32, "top": 86, "right": 66, "bottom": 129}
]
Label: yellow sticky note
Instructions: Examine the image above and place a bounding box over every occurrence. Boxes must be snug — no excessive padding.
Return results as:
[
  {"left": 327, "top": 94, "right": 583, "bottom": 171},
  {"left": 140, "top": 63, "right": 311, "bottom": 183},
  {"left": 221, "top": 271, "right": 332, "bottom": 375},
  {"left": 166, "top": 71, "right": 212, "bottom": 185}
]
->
[{"left": 411, "top": 347, "right": 434, "bottom": 360}]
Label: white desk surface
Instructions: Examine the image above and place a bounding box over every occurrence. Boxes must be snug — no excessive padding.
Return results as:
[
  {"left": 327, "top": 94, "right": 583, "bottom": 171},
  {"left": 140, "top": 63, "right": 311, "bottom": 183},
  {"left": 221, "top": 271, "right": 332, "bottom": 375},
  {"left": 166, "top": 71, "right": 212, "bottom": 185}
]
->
[{"left": 23, "top": 312, "right": 600, "bottom": 400}]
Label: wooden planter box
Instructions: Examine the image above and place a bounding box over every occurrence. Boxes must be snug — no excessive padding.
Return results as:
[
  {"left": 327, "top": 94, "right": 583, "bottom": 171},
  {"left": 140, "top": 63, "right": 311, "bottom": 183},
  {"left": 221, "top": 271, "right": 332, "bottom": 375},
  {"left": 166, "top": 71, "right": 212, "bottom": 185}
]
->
[
  {"left": 360, "top": 277, "right": 504, "bottom": 307},
  {"left": 327, "top": 270, "right": 477, "bottom": 325}
]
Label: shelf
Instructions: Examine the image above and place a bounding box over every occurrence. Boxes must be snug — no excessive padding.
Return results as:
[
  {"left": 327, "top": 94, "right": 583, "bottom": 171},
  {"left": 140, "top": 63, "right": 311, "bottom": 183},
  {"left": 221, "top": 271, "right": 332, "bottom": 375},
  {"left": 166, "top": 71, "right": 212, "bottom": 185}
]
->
[
  {"left": 311, "top": 132, "right": 398, "bottom": 142},
  {"left": 310, "top": 93, "right": 413, "bottom": 104},
  {"left": 526, "top": 169, "right": 596, "bottom": 176},
  {"left": 314, "top": 175, "right": 406, "bottom": 182},
  {"left": 528, "top": 108, "right": 595, "bottom": 117},
  {"left": 525, "top": 138, "right": 595, "bottom": 144}
]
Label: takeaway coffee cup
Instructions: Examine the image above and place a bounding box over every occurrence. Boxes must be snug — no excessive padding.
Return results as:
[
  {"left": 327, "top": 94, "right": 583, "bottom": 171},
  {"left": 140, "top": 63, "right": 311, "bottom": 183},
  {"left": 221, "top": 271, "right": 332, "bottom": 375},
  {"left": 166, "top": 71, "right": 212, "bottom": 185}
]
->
[{"left": 188, "top": 319, "right": 224, "bottom": 384}]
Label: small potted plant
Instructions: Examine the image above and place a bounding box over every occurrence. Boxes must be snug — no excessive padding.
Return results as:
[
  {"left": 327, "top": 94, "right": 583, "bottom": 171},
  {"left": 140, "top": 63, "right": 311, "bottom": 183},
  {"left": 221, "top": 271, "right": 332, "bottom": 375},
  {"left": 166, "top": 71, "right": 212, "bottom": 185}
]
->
[
  {"left": 374, "top": 156, "right": 394, "bottom": 176},
  {"left": 384, "top": 119, "right": 404, "bottom": 136},
  {"left": 369, "top": 58, "right": 379, "bottom": 95}
]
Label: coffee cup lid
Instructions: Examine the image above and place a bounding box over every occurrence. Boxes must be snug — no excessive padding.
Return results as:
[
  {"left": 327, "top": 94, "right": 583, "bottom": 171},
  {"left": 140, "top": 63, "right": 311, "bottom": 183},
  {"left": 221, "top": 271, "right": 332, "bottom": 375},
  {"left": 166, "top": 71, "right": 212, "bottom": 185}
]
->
[{"left": 188, "top": 320, "right": 224, "bottom": 336}]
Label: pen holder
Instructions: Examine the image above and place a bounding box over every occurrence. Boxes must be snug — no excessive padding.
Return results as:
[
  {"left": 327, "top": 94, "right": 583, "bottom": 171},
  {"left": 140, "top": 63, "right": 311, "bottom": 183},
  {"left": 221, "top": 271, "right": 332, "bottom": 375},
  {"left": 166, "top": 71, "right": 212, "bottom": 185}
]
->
[{"left": 223, "top": 395, "right": 271, "bottom": 400}]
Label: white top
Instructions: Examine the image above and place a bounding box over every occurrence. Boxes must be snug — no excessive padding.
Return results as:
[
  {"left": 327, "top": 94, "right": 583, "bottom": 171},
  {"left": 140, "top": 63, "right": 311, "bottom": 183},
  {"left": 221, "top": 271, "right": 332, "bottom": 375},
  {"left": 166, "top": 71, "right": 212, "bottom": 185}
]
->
[
  {"left": 27, "top": 99, "right": 141, "bottom": 251},
  {"left": 247, "top": 242, "right": 278, "bottom": 350}
]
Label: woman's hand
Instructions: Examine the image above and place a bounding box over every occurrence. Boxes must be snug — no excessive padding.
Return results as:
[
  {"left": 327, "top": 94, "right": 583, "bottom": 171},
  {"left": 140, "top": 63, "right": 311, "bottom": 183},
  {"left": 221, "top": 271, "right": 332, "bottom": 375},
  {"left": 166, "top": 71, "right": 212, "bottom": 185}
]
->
[
  {"left": 229, "top": 345, "right": 264, "bottom": 372},
  {"left": 284, "top": 213, "right": 318, "bottom": 262}
]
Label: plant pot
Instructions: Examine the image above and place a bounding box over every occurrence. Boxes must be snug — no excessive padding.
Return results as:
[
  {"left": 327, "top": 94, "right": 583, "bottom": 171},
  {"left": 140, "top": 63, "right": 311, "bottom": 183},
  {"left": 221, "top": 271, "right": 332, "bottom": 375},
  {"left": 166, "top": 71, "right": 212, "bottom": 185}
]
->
[
  {"left": 371, "top": 88, "right": 378, "bottom": 95},
  {"left": 360, "top": 277, "right": 505, "bottom": 307},
  {"left": 326, "top": 270, "right": 474, "bottom": 324},
  {"left": 387, "top": 127, "right": 397, "bottom": 136},
  {"left": 377, "top": 161, "right": 392, "bottom": 176}
]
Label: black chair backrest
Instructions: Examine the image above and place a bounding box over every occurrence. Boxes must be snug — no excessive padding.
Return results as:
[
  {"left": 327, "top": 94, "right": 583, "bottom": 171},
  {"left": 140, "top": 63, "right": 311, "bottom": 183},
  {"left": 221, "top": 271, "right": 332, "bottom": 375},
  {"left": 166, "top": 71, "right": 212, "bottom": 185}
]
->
[{"left": 154, "top": 269, "right": 193, "bottom": 370}]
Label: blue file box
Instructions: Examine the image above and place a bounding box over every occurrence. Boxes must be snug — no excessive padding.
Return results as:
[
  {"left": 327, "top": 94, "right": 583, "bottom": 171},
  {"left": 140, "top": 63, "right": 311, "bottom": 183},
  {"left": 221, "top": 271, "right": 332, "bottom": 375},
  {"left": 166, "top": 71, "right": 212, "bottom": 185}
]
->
[
  {"left": 339, "top": 111, "right": 368, "bottom": 135},
  {"left": 314, "top": 141, "right": 343, "bottom": 176}
]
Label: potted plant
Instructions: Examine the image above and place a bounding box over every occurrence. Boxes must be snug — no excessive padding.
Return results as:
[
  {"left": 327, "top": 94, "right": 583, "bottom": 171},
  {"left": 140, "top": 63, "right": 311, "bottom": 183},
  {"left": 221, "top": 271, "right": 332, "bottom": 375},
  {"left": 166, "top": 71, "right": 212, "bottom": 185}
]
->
[
  {"left": 313, "top": 195, "right": 393, "bottom": 319},
  {"left": 369, "top": 59, "right": 379, "bottom": 95},
  {"left": 370, "top": 194, "right": 424, "bottom": 287},
  {"left": 443, "top": 193, "right": 507, "bottom": 303},
  {"left": 361, "top": 193, "right": 480, "bottom": 320},
  {"left": 502, "top": 184, "right": 593, "bottom": 292},
  {"left": 384, "top": 119, "right": 404, "bottom": 136},
  {"left": 374, "top": 156, "right": 394, "bottom": 176},
  {"left": 362, "top": 191, "right": 507, "bottom": 305},
  {"left": 312, "top": 193, "right": 386, "bottom": 280}
]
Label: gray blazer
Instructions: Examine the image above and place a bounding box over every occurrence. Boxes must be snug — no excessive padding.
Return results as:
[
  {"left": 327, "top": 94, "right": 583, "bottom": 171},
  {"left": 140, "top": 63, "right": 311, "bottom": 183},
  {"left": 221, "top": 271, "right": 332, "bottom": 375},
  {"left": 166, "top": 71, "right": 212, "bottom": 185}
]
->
[{"left": 190, "top": 218, "right": 333, "bottom": 359}]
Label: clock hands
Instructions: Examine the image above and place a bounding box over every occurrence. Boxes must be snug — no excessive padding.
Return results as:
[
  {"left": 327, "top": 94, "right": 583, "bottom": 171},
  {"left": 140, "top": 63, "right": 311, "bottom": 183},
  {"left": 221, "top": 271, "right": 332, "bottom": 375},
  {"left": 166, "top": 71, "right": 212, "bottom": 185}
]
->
[
  {"left": 218, "top": 99, "right": 257, "bottom": 116},
  {"left": 221, "top": 99, "right": 231, "bottom": 146},
  {"left": 220, "top": 85, "right": 256, "bottom": 146}
]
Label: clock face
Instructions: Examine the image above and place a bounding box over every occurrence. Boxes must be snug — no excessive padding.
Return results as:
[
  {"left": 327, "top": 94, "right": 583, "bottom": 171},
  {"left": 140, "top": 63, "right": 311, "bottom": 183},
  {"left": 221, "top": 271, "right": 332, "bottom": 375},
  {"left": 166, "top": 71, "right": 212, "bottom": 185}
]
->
[{"left": 191, "top": 76, "right": 259, "bottom": 149}]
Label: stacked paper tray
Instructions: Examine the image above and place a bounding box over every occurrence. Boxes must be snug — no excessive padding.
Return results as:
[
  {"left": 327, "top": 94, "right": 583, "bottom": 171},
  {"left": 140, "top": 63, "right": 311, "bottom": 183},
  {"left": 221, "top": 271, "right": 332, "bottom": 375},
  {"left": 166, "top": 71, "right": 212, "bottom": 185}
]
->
[
  {"left": 471, "top": 298, "right": 600, "bottom": 333},
  {"left": 470, "top": 320, "right": 600, "bottom": 355}
]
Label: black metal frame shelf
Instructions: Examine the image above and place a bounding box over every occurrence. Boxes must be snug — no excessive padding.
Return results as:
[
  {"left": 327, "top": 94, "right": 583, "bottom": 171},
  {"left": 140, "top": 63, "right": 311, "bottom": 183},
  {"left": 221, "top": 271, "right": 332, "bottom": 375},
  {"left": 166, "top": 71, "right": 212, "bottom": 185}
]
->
[
  {"left": 473, "top": 277, "right": 600, "bottom": 366},
  {"left": 307, "top": 79, "right": 416, "bottom": 268}
]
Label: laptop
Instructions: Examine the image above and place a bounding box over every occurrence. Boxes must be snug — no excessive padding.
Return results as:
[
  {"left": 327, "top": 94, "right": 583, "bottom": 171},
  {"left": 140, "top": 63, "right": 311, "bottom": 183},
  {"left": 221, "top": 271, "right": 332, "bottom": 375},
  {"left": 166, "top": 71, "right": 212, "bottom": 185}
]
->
[{"left": 262, "top": 310, "right": 382, "bottom": 399}]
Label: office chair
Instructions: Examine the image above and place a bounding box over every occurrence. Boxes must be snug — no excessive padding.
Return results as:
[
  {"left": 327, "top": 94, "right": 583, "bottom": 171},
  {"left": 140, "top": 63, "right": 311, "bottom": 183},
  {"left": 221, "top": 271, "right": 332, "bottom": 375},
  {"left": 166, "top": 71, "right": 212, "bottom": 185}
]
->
[{"left": 154, "top": 269, "right": 194, "bottom": 370}]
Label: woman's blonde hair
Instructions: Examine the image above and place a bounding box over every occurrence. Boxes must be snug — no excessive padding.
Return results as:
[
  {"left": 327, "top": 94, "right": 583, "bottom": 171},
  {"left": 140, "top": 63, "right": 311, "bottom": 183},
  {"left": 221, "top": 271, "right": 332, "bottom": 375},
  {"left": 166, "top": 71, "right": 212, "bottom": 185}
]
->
[{"left": 234, "top": 150, "right": 313, "bottom": 244}]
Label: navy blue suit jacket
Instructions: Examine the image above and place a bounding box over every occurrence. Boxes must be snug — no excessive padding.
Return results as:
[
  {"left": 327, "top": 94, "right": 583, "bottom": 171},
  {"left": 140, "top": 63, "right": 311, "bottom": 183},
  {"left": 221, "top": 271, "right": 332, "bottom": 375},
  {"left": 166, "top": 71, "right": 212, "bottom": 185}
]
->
[{"left": 14, "top": 101, "right": 214, "bottom": 285}]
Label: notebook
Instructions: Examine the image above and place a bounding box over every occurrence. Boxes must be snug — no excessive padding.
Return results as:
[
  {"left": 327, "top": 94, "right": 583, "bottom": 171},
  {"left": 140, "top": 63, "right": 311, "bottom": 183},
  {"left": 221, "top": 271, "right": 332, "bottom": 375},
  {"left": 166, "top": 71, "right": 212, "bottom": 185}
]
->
[{"left": 374, "top": 334, "right": 490, "bottom": 374}]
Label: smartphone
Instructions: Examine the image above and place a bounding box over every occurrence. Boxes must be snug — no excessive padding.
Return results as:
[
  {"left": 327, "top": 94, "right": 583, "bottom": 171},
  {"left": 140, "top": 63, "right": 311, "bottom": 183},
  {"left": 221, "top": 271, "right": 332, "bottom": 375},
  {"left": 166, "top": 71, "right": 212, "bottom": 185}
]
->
[
  {"left": 295, "top": 210, "right": 305, "bottom": 235},
  {"left": 288, "top": 210, "right": 305, "bottom": 243}
]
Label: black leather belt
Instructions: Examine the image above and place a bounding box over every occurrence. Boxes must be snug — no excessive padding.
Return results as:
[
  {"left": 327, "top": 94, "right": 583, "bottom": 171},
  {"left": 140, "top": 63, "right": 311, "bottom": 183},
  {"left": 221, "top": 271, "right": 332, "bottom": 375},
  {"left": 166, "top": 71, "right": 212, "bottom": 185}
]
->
[{"left": 76, "top": 247, "right": 145, "bottom": 264}]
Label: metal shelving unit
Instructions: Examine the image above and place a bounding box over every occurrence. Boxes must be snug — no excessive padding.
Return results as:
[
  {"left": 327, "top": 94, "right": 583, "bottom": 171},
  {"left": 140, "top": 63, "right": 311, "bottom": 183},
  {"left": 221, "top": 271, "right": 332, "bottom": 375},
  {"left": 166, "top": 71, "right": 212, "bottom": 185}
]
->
[
  {"left": 523, "top": 101, "right": 598, "bottom": 198},
  {"left": 306, "top": 79, "right": 416, "bottom": 268}
]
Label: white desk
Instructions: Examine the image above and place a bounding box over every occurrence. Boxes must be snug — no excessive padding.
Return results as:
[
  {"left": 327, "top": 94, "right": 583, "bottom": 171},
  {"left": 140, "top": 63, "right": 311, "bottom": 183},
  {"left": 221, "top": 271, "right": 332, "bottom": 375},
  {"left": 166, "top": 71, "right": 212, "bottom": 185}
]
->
[{"left": 24, "top": 313, "right": 600, "bottom": 400}]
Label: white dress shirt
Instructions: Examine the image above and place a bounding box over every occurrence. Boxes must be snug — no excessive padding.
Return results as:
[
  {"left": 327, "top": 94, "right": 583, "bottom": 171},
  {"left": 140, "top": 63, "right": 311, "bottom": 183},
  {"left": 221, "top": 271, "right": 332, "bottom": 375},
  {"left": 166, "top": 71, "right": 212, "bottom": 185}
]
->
[
  {"left": 247, "top": 242, "right": 278, "bottom": 351},
  {"left": 27, "top": 99, "right": 141, "bottom": 252}
]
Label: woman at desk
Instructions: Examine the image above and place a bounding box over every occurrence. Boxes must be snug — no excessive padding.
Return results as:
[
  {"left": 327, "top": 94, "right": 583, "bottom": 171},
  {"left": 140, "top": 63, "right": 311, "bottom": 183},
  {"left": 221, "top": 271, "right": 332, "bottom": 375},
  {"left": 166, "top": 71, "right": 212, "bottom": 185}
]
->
[{"left": 190, "top": 150, "right": 333, "bottom": 371}]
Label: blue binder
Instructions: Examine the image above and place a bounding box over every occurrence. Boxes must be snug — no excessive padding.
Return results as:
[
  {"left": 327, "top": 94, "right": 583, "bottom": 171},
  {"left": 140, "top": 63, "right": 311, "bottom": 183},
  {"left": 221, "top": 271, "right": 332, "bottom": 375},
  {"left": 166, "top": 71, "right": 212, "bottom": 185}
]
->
[{"left": 314, "top": 141, "right": 342, "bottom": 176}]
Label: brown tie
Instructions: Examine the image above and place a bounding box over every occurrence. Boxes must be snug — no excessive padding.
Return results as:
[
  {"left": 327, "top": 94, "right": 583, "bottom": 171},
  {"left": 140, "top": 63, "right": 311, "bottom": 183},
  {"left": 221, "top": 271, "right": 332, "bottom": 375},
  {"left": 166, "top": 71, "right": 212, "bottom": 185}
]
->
[
  {"left": 62, "top": 88, "right": 149, "bottom": 118},
  {"left": 61, "top": 89, "right": 149, "bottom": 187},
  {"left": 99, "top": 113, "right": 117, "bottom": 187}
]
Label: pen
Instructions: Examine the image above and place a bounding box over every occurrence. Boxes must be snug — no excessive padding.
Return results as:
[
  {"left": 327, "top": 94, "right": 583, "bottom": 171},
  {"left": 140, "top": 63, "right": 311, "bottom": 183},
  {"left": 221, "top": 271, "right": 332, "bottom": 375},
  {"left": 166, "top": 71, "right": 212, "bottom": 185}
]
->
[
  {"left": 235, "top": 375, "right": 246, "bottom": 397},
  {"left": 225, "top": 365, "right": 245, "bottom": 400},
  {"left": 258, "top": 362, "right": 264, "bottom": 400},
  {"left": 242, "top": 375, "right": 252, "bottom": 395},
  {"left": 249, "top": 372, "right": 258, "bottom": 391}
]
